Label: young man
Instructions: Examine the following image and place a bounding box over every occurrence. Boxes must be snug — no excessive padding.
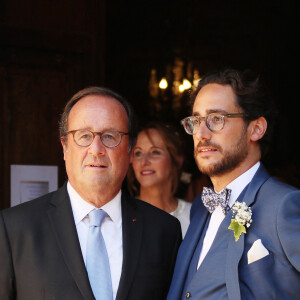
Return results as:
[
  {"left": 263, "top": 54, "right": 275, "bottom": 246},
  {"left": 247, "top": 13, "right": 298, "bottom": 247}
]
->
[
  {"left": 0, "top": 87, "right": 182, "bottom": 300},
  {"left": 167, "top": 69, "right": 300, "bottom": 300}
]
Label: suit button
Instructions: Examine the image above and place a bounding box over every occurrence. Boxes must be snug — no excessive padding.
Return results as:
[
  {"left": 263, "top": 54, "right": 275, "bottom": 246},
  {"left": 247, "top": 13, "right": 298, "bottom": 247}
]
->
[{"left": 185, "top": 292, "right": 191, "bottom": 298}]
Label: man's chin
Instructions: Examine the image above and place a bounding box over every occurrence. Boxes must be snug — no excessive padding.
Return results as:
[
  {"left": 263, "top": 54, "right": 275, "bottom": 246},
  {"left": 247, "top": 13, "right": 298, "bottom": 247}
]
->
[
  {"left": 196, "top": 161, "right": 223, "bottom": 177},
  {"left": 81, "top": 178, "right": 109, "bottom": 190},
  {"left": 196, "top": 157, "right": 216, "bottom": 174}
]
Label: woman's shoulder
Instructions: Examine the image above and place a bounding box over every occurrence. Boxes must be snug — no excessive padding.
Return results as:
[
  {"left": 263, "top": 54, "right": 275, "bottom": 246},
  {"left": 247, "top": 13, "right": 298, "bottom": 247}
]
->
[{"left": 171, "top": 198, "right": 192, "bottom": 218}]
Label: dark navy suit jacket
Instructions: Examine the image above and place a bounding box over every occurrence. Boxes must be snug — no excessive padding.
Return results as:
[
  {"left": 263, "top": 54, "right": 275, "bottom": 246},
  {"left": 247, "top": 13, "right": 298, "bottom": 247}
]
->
[
  {"left": 0, "top": 184, "right": 182, "bottom": 300},
  {"left": 167, "top": 165, "right": 300, "bottom": 300}
]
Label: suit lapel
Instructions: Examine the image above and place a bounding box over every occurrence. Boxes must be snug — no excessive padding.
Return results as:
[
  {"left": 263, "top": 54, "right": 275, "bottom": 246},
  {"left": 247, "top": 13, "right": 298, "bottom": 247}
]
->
[
  {"left": 167, "top": 195, "right": 209, "bottom": 299},
  {"left": 47, "top": 185, "right": 94, "bottom": 300},
  {"left": 116, "top": 192, "right": 143, "bottom": 300},
  {"left": 242, "top": 164, "right": 270, "bottom": 207},
  {"left": 178, "top": 198, "right": 209, "bottom": 275},
  {"left": 225, "top": 164, "right": 271, "bottom": 300}
]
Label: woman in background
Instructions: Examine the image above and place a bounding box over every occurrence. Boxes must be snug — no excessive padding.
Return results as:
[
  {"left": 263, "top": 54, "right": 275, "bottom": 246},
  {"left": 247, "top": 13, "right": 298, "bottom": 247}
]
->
[{"left": 127, "top": 121, "right": 192, "bottom": 237}]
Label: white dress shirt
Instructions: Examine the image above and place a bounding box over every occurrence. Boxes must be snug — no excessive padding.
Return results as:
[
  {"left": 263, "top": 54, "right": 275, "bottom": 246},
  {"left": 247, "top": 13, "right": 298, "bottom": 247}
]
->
[
  {"left": 68, "top": 182, "right": 123, "bottom": 300},
  {"left": 197, "top": 162, "right": 260, "bottom": 269}
]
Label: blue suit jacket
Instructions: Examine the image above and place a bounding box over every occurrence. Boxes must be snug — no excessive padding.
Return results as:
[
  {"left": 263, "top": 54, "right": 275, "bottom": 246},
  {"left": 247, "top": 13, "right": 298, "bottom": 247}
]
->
[{"left": 167, "top": 165, "right": 300, "bottom": 300}]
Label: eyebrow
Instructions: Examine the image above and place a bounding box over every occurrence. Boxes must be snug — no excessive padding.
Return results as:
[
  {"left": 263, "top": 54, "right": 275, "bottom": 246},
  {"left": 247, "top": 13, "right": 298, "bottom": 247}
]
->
[
  {"left": 193, "top": 109, "right": 229, "bottom": 116},
  {"left": 134, "top": 145, "right": 163, "bottom": 150},
  {"left": 69, "top": 127, "right": 122, "bottom": 132}
]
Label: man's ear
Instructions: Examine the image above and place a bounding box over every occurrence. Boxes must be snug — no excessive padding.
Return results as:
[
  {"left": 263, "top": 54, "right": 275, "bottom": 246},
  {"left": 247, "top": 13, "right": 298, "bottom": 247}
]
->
[
  {"left": 249, "top": 117, "right": 267, "bottom": 142},
  {"left": 61, "top": 137, "right": 67, "bottom": 159}
]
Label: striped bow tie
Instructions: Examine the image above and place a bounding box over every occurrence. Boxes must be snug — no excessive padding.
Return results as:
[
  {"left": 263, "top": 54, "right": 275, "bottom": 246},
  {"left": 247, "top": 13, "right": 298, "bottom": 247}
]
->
[{"left": 201, "top": 187, "right": 231, "bottom": 214}]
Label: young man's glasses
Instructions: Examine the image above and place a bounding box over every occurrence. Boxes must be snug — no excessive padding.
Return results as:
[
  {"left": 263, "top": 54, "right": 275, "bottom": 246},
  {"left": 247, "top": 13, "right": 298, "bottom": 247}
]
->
[{"left": 181, "top": 113, "right": 246, "bottom": 134}]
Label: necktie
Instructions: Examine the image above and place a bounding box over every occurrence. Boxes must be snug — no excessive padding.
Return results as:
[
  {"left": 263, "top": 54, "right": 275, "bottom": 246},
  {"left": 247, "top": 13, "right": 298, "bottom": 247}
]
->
[
  {"left": 86, "top": 209, "right": 113, "bottom": 300},
  {"left": 201, "top": 187, "right": 231, "bottom": 215}
]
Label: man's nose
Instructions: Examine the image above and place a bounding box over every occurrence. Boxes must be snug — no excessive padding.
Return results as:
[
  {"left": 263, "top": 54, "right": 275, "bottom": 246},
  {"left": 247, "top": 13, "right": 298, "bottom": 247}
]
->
[
  {"left": 88, "top": 135, "right": 106, "bottom": 155},
  {"left": 194, "top": 121, "right": 212, "bottom": 141}
]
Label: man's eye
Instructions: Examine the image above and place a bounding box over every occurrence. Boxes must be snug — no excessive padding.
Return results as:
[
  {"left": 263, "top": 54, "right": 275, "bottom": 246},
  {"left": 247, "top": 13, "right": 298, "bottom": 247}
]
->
[
  {"left": 193, "top": 118, "right": 199, "bottom": 125},
  {"left": 211, "top": 116, "right": 222, "bottom": 123},
  {"left": 79, "top": 133, "right": 92, "bottom": 140},
  {"left": 82, "top": 134, "right": 91, "bottom": 139},
  {"left": 102, "top": 133, "right": 116, "bottom": 141}
]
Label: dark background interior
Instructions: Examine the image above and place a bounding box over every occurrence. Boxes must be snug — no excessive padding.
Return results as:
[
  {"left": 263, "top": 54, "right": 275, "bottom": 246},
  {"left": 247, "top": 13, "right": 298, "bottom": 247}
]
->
[{"left": 1, "top": 0, "right": 299, "bottom": 209}]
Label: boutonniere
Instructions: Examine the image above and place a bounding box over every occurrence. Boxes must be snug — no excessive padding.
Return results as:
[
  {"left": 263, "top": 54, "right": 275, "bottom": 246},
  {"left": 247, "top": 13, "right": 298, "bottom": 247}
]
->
[{"left": 228, "top": 201, "right": 252, "bottom": 242}]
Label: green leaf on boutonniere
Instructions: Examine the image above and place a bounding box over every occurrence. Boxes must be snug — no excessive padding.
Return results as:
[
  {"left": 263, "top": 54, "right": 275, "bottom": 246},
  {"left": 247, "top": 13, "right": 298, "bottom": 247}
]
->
[{"left": 228, "top": 219, "right": 246, "bottom": 242}]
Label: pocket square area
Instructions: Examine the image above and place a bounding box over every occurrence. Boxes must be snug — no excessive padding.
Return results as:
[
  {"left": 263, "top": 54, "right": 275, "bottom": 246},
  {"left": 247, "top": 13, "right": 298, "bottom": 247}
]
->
[{"left": 247, "top": 239, "right": 269, "bottom": 264}]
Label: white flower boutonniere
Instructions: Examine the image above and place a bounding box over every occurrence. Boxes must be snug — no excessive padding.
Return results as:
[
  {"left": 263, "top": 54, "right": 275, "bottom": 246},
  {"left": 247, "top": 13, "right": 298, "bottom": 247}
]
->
[{"left": 228, "top": 201, "right": 252, "bottom": 242}]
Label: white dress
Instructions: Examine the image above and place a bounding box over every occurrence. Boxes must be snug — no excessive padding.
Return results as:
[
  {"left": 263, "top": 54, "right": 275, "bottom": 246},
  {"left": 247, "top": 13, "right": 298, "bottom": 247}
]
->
[{"left": 170, "top": 199, "right": 192, "bottom": 238}]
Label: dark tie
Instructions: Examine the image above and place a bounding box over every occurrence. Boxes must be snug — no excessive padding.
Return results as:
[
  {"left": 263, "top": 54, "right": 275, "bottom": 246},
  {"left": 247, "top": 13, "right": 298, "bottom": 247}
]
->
[
  {"left": 86, "top": 209, "right": 113, "bottom": 300},
  {"left": 201, "top": 187, "right": 231, "bottom": 214}
]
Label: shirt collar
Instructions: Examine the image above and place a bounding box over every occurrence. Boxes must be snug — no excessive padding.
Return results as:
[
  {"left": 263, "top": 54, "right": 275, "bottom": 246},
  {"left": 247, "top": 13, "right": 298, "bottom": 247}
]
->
[
  {"left": 226, "top": 161, "right": 260, "bottom": 207},
  {"left": 67, "top": 182, "right": 122, "bottom": 226}
]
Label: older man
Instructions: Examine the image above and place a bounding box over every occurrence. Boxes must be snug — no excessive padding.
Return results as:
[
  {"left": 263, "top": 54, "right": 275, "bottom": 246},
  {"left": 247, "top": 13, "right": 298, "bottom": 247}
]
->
[
  {"left": 0, "top": 87, "right": 181, "bottom": 300},
  {"left": 167, "top": 69, "right": 300, "bottom": 300}
]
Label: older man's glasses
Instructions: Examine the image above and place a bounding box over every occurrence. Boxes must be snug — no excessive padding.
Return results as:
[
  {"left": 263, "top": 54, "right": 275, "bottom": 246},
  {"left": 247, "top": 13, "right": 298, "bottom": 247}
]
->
[
  {"left": 64, "top": 129, "right": 129, "bottom": 148},
  {"left": 181, "top": 113, "right": 246, "bottom": 134}
]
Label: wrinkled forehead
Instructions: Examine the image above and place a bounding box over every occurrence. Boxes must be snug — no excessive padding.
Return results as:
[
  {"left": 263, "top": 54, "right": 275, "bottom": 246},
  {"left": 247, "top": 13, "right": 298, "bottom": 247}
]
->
[{"left": 68, "top": 95, "right": 128, "bottom": 131}]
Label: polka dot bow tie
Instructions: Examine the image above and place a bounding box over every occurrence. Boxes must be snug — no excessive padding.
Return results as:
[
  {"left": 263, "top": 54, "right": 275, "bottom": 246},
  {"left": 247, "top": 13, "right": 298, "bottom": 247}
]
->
[{"left": 201, "top": 187, "right": 232, "bottom": 215}]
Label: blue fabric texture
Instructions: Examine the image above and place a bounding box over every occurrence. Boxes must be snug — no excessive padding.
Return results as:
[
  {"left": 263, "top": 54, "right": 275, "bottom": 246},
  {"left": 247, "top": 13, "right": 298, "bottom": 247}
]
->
[{"left": 86, "top": 209, "right": 113, "bottom": 300}]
